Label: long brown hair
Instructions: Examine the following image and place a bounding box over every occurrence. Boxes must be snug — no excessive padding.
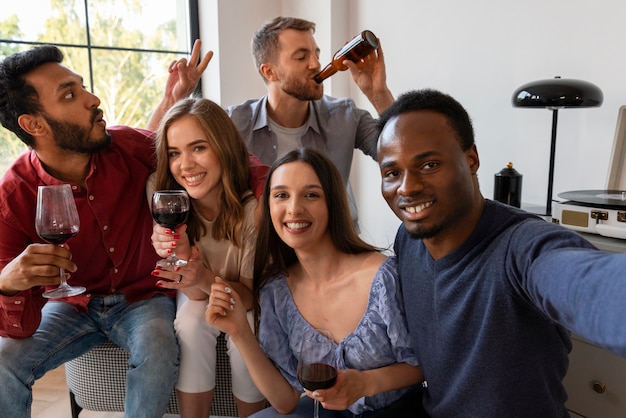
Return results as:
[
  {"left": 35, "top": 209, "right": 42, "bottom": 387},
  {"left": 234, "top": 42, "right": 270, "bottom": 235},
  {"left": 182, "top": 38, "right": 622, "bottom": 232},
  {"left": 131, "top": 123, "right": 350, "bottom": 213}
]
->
[
  {"left": 252, "top": 148, "right": 378, "bottom": 330},
  {"left": 153, "top": 98, "right": 252, "bottom": 245}
]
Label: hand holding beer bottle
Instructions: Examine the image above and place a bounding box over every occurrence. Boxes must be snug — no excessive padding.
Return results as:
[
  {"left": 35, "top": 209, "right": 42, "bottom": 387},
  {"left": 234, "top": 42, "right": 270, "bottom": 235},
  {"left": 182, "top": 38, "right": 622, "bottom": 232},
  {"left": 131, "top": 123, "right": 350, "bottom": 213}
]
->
[{"left": 314, "top": 30, "right": 379, "bottom": 84}]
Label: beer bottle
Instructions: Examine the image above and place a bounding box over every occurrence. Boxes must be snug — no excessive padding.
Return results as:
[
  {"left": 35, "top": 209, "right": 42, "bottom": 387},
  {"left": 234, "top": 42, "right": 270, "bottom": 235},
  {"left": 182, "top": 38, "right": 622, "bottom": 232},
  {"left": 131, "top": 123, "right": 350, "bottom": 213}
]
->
[{"left": 314, "top": 30, "right": 379, "bottom": 84}]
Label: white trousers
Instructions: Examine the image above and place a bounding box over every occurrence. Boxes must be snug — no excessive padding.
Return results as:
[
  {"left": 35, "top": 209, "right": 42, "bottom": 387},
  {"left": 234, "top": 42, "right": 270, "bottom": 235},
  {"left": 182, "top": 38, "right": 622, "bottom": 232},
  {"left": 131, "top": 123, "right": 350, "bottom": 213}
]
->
[{"left": 174, "top": 292, "right": 264, "bottom": 403}]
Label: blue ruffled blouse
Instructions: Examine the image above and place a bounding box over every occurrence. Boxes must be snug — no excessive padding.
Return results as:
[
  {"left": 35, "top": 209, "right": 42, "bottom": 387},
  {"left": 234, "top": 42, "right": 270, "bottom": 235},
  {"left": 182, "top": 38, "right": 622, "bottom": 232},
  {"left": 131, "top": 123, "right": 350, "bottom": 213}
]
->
[{"left": 258, "top": 256, "right": 418, "bottom": 414}]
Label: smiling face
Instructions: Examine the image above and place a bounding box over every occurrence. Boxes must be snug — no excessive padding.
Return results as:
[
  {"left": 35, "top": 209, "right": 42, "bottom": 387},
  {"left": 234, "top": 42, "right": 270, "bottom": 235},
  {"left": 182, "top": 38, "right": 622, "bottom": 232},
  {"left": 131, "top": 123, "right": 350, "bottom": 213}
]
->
[
  {"left": 270, "top": 28, "right": 324, "bottom": 101},
  {"left": 23, "top": 62, "right": 110, "bottom": 153},
  {"left": 268, "top": 161, "right": 330, "bottom": 252},
  {"left": 378, "top": 110, "right": 482, "bottom": 252},
  {"left": 165, "top": 115, "right": 223, "bottom": 205}
]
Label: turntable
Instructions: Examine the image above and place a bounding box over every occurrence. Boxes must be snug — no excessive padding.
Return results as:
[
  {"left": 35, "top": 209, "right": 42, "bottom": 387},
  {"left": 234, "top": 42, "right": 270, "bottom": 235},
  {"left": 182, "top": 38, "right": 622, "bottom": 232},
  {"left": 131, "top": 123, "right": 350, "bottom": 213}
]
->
[{"left": 552, "top": 106, "right": 626, "bottom": 239}]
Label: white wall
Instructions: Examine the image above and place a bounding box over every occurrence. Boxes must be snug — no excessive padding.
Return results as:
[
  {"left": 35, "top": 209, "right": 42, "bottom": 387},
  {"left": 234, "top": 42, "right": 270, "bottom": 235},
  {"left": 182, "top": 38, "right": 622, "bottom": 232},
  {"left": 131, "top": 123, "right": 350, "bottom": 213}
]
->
[{"left": 199, "top": 0, "right": 626, "bottom": 249}]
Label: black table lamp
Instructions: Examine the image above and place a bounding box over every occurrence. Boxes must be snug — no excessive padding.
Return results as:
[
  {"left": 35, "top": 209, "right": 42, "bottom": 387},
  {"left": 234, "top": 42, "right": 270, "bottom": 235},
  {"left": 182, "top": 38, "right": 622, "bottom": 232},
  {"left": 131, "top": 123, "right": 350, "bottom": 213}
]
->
[{"left": 512, "top": 76, "right": 603, "bottom": 216}]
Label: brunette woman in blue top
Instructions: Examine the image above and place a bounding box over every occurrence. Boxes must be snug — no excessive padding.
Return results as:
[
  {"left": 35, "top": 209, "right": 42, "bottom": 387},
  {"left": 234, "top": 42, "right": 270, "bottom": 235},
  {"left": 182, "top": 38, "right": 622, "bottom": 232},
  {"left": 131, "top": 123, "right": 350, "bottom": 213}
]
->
[{"left": 207, "top": 148, "right": 425, "bottom": 418}]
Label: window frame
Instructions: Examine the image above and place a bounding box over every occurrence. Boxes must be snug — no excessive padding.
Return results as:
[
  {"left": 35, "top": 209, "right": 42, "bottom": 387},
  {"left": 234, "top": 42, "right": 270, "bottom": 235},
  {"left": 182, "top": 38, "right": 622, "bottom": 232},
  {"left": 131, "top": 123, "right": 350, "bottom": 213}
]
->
[
  {"left": 0, "top": 0, "right": 200, "bottom": 95},
  {"left": 0, "top": 0, "right": 200, "bottom": 175}
]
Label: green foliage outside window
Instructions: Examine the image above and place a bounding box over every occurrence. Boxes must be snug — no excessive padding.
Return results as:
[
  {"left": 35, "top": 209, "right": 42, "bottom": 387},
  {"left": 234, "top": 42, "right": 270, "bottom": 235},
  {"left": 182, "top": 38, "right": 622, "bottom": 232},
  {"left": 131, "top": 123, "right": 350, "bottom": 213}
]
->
[{"left": 0, "top": 0, "right": 190, "bottom": 176}]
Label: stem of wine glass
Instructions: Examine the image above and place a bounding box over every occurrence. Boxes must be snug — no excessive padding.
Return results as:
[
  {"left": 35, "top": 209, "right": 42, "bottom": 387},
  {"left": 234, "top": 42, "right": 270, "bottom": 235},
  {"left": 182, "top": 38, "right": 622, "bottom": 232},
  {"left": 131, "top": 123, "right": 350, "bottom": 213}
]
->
[
  {"left": 170, "top": 250, "right": 187, "bottom": 266},
  {"left": 59, "top": 267, "right": 68, "bottom": 286},
  {"left": 314, "top": 399, "right": 320, "bottom": 418}
]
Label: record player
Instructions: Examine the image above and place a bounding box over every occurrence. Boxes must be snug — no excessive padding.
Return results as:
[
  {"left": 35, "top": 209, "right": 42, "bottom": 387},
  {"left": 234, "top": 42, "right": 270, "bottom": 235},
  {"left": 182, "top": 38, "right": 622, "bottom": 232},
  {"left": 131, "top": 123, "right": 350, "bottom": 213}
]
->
[{"left": 552, "top": 106, "right": 626, "bottom": 239}]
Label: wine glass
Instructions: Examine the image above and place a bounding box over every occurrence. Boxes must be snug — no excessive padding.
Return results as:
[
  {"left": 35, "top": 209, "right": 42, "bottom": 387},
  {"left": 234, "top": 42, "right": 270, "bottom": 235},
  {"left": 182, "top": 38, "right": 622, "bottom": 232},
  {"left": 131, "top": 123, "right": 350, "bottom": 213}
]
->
[
  {"left": 297, "top": 328, "right": 338, "bottom": 418},
  {"left": 35, "top": 184, "right": 85, "bottom": 298},
  {"left": 151, "top": 190, "right": 190, "bottom": 268}
]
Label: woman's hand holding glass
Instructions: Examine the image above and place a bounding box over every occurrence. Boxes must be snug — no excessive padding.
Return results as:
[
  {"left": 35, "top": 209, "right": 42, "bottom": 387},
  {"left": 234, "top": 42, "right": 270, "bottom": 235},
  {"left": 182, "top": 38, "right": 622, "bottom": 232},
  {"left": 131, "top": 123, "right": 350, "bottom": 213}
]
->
[
  {"left": 151, "top": 190, "right": 190, "bottom": 267},
  {"left": 298, "top": 329, "right": 338, "bottom": 418},
  {"left": 150, "top": 226, "right": 199, "bottom": 288},
  {"left": 304, "top": 369, "right": 367, "bottom": 412},
  {"left": 151, "top": 222, "right": 191, "bottom": 263}
]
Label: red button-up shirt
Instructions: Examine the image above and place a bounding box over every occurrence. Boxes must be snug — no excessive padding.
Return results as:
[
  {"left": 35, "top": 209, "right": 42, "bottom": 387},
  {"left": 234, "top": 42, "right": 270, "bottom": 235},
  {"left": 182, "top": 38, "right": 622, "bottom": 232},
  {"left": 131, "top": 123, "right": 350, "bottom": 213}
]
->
[{"left": 0, "top": 126, "right": 175, "bottom": 338}]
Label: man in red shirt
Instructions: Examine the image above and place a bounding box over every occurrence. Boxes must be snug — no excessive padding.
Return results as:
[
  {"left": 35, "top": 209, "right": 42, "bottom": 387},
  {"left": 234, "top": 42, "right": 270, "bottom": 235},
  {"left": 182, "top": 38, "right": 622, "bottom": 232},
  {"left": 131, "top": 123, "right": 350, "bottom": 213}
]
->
[{"left": 0, "top": 41, "right": 211, "bottom": 417}]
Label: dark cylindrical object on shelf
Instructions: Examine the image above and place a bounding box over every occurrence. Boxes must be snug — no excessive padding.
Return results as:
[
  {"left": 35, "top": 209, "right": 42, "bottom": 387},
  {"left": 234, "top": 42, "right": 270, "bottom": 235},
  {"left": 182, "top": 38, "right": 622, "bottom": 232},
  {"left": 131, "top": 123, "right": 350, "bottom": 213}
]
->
[
  {"left": 494, "top": 162, "right": 522, "bottom": 208},
  {"left": 314, "top": 30, "right": 379, "bottom": 84}
]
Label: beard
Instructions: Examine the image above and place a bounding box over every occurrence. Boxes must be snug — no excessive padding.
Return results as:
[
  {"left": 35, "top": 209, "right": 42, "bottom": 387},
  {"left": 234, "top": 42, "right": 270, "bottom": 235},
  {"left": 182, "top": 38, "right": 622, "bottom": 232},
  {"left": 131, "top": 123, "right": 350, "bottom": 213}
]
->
[
  {"left": 400, "top": 199, "right": 470, "bottom": 241},
  {"left": 278, "top": 72, "right": 323, "bottom": 101},
  {"left": 404, "top": 221, "right": 445, "bottom": 240},
  {"left": 43, "top": 109, "right": 111, "bottom": 154}
]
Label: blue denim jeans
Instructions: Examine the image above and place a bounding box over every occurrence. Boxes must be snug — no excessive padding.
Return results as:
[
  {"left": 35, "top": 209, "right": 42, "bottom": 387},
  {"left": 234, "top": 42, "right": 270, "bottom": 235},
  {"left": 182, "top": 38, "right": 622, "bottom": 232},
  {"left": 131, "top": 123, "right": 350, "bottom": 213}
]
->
[{"left": 0, "top": 294, "right": 178, "bottom": 418}]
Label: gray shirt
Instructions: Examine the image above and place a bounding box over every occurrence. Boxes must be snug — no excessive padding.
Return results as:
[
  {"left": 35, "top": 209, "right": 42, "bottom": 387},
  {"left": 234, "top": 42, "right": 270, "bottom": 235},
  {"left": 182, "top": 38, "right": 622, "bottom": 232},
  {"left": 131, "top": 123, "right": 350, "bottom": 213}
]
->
[{"left": 227, "top": 95, "right": 380, "bottom": 227}]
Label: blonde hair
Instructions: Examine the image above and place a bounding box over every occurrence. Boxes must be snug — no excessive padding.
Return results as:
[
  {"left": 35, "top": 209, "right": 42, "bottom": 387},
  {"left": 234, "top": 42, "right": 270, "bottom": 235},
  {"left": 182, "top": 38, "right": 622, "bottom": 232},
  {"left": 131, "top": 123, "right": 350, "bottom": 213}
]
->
[{"left": 154, "top": 98, "right": 252, "bottom": 245}]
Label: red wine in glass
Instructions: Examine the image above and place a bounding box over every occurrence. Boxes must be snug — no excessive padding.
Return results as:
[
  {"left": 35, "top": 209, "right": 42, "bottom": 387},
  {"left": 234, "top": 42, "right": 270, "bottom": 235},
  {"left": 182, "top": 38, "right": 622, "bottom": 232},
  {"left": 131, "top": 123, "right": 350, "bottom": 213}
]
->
[
  {"left": 298, "top": 362, "right": 338, "bottom": 390},
  {"left": 297, "top": 329, "right": 338, "bottom": 418},
  {"left": 152, "top": 209, "right": 188, "bottom": 230},
  {"left": 35, "top": 184, "right": 85, "bottom": 298},
  {"left": 39, "top": 232, "right": 78, "bottom": 245},
  {"left": 151, "top": 190, "right": 190, "bottom": 267}
]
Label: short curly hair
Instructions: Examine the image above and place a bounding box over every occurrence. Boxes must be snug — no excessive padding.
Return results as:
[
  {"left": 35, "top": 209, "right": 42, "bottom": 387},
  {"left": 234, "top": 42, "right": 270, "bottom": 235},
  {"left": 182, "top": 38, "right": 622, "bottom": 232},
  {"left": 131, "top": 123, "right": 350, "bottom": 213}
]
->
[
  {"left": 378, "top": 89, "right": 475, "bottom": 151},
  {"left": 0, "top": 45, "right": 64, "bottom": 147}
]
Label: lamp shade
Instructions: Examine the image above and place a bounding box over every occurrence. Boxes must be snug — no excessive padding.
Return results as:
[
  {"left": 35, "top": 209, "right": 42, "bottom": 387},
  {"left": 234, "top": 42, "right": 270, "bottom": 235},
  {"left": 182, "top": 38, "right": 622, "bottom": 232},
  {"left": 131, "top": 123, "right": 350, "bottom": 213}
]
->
[
  {"left": 511, "top": 76, "right": 603, "bottom": 217},
  {"left": 512, "top": 77, "right": 603, "bottom": 108}
]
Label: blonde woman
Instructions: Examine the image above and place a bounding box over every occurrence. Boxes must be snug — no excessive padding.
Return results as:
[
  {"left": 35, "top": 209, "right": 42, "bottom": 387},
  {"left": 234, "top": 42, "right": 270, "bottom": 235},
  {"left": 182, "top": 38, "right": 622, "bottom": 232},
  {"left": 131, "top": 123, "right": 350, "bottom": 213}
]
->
[{"left": 149, "top": 98, "right": 266, "bottom": 418}]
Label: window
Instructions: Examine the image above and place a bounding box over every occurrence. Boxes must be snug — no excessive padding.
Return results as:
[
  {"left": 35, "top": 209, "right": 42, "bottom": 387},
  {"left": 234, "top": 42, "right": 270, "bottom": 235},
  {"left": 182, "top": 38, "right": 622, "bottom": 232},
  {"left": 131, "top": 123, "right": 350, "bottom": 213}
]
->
[{"left": 0, "top": 0, "right": 198, "bottom": 175}]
